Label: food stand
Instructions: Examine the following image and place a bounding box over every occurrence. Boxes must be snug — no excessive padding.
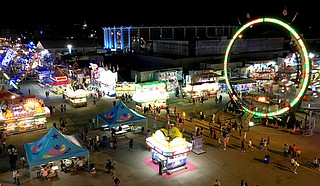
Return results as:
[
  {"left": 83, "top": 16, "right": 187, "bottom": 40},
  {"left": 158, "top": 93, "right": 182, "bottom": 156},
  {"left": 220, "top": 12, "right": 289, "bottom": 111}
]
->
[
  {"left": 0, "top": 96, "right": 50, "bottom": 135},
  {"left": 63, "top": 82, "right": 89, "bottom": 108},
  {"left": 146, "top": 127, "right": 192, "bottom": 175},
  {"left": 133, "top": 81, "right": 168, "bottom": 110}
]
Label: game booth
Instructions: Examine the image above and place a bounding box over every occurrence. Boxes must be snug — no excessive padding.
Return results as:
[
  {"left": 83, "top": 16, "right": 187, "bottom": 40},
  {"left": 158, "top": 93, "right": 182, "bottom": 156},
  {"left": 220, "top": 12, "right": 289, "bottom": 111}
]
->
[
  {"left": 50, "top": 67, "right": 69, "bottom": 85},
  {"left": 115, "top": 81, "right": 136, "bottom": 99},
  {"left": 0, "top": 93, "right": 50, "bottom": 135},
  {"left": 146, "top": 127, "right": 192, "bottom": 175}
]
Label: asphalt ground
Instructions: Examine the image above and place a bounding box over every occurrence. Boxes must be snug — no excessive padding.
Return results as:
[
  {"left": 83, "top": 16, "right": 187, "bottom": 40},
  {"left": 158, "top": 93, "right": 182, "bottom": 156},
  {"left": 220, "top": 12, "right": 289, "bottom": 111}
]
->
[{"left": 0, "top": 80, "right": 319, "bottom": 186}]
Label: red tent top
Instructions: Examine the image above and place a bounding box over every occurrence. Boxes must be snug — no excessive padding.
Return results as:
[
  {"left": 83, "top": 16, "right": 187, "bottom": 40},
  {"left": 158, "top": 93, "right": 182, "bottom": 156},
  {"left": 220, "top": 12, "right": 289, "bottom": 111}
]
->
[{"left": 0, "top": 87, "right": 21, "bottom": 100}]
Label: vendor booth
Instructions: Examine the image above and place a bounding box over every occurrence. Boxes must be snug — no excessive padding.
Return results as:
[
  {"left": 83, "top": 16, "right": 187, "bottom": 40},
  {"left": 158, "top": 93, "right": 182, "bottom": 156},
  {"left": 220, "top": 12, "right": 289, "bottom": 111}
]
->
[
  {"left": 63, "top": 82, "right": 89, "bottom": 108},
  {"left": 115, "top": 81, "right": 136, "bottom": 99},
  {"left": 24, "top": 126, "right": 89, "bottom": 179},
  {"left": 0, "top": 92, "right": 50, "bottom": 135},
  {"left": 146, "top": 127, "right": 192, "bottom": 175},
  {"left": 50, "top": 67, "right": 69, "bottom": 85},
  {"left": 91, "top": 64, "right": 117, "bottom": 96},
  {"left": 133, "top": 81, "right": 169, "bottom": 110},
  {"left": 97, "top": 100, "right": 147, "bottom": 132}
]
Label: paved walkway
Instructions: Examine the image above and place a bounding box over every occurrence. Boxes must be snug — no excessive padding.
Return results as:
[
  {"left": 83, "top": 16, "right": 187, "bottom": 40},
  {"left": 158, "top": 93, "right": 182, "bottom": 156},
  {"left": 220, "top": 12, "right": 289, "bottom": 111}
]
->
[{"left": 0, "top": 81, "right": 319, "bottom": 186}]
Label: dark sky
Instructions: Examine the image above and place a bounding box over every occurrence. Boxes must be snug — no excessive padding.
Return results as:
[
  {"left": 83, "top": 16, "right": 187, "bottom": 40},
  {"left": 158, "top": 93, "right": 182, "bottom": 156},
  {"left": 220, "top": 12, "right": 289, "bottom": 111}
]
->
[{"left": 2, "top": 1, "right": 318, "bottom": 33}]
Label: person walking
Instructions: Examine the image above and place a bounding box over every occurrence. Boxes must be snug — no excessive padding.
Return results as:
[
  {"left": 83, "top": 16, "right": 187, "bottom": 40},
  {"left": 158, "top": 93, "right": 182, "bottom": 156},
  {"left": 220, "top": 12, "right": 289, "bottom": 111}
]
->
[
  {"left": 292, "top": 144, "right": 298, "bottom": 157},
  {"left": 214, "top": 178, "right": 221, "bottom": 186},
  {"left": 113, "top": 176, "right": 121, "bottom": 186},
  {"left": 209, "top": 125, "right": 213, "bottom": 138},
  {"left": 283, "top": 144, "right": 289, "bottom": 157},
  {"left": 106, "top": 158, "right": 112, "bottom": 174},
  {"left": 15, "top": 171, "right": 20, "bottom": 185},
  {"left": 296, "top": 148, "right": 301, "bottom": 158},
  {"left": 241, "top": 139, "right": 245, "bottom": 153},
  {"left": 112, "top": 138, "right": 118, "bottom": 151},
  {"left": 247, "top": 138, "right": 253, "bottom": 152},
  {"left": 12, "top": 169, "right": 17, "bottom": 184},
  {"left": 313, "top": 157, "right": 319, "bottom": 171},
  {"left": 213, "top": 128, "right": 217, "bottom": 139},
  {"left": 293, "top": 158, "right": 300, "bottom": 174},
  {"left": 129, "top": 138, "right": 134, "bottom": 150},
  {"left": 218, "top": 138, "right": 222, "bottom": 150},
  {"left": 266, "top": 136, "right": 270, "bottom": 150}
]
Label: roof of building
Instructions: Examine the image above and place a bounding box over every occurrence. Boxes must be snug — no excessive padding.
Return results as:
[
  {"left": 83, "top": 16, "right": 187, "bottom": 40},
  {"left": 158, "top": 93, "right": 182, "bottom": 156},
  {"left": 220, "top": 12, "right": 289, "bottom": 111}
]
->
[{"left": 39, "top": 39, "right": 102, "bottom": 49}]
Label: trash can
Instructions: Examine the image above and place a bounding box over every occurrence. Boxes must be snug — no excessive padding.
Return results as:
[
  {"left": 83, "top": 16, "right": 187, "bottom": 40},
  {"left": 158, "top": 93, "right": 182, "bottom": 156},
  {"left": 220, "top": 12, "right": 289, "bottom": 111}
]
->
[
  {"left": 102, "top": 136, "right": 108, "bottom": 143},
  {"left": 264, "top": 155, "right": 270, "bottom": 164}
]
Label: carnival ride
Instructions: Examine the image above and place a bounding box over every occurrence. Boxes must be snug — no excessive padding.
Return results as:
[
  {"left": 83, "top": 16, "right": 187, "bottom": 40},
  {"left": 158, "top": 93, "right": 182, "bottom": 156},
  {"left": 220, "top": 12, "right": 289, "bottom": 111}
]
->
[
  {"left": 0, "top": 41, "right": 51, "bottom": 89},
  {"left": 223, "top": 18, "right": 311, "bottom": 118}
]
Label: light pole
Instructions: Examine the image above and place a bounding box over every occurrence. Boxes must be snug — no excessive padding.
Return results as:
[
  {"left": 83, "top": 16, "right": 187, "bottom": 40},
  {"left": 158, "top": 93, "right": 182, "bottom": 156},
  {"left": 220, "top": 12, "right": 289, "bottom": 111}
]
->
[{"left": 67, "top": 44, "right": 72, "bottom": 54}]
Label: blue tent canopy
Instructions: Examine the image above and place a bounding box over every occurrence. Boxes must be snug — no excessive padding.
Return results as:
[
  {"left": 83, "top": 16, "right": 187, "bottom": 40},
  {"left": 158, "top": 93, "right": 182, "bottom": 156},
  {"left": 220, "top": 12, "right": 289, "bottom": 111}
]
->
[
  {"left": 97, "top": 100, "right": 147, "bottom": 128},
  {"left": 24, "top": 127, "right": 89, "bottom": 168}
]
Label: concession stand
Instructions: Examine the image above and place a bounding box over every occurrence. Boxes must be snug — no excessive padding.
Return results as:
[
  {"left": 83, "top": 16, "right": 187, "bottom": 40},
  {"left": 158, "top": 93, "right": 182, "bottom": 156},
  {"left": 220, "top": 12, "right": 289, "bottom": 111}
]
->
[
  {"left": 146, "top": 127, "right": 192, "bottom": 175},
  {"left": 63, "top": 82, "right": 89, "bottom": 108}
]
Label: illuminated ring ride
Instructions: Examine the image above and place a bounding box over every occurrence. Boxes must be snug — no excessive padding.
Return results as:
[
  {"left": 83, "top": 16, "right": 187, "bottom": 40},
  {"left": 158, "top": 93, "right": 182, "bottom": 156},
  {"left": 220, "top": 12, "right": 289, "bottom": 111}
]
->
[{"left": 223, "top": 17, "right": 311, "bottom": 118}]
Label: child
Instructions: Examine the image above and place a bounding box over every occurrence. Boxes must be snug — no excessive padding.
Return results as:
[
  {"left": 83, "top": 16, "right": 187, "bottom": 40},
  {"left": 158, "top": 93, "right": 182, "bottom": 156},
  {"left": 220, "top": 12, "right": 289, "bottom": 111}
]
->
[{"left": 129, "top": 139, "right": 134, "bottom": 149}]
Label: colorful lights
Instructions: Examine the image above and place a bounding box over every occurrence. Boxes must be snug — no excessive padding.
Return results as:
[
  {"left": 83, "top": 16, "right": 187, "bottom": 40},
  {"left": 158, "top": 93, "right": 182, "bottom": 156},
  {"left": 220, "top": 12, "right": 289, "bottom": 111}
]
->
[{"left": 224, "top": 17, "right": 311, "bottom": 118}]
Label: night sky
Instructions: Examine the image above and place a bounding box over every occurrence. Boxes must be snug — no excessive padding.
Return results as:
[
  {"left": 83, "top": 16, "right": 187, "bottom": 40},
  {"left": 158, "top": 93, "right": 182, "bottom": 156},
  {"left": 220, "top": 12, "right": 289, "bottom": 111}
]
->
[{"left": 2, "top": 1, "right": 318, "bottom": 34}]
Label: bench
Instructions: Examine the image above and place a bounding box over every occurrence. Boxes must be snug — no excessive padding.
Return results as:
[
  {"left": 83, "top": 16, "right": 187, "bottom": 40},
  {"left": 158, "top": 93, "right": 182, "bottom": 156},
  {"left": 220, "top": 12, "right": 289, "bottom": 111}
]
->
[
  {"left": 101, "top": 125, "right": 110, "bottom": 131},
  {"left": 116, "top": 125, "right": 131, "bottom": 131},
  {"left": 115, "top": 130, "right": 127, "bottom": 136},
  {"left": 101, "top": 125, "right": 131, "bottom": 131},
  {"left": 132, "top": 126, "right": 142, "bottom": 134}
]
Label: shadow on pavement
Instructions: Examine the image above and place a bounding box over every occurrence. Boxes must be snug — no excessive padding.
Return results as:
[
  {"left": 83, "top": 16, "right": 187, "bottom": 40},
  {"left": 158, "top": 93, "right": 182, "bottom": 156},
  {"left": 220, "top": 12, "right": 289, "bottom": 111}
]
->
[
  {"left": 267, "top": 149, "right": 283, "bottom": 156},
  {"left": 253, "top": 157, "right": 264, "bottom": 163},
  {"left": 273, "top": 162, "right": 292, "bottom": 172}
]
